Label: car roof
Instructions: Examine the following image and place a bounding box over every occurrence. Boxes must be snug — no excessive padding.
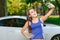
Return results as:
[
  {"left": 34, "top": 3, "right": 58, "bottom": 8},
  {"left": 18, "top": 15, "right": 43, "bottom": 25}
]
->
[{"left": 0, "top": 16, "right": 27, "bottom": 20}]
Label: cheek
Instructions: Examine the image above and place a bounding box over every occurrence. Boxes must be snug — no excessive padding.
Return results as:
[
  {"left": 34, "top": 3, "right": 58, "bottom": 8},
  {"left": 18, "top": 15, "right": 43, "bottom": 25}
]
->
[
  {"left": 29, "top": 13, "right": 33, "bottom": 17},
  {"left": 35, "top": 12, "right": 37, "bottom": 14},
  {"left": 34, "top": 12, "right": 37, "bottom": 16},
  {"left": 30, "top": 13, "right": 33, "bottom": 16},
  {"left": 29, "top": 12, "right": 37, "bottom": 17},
  {"left": 31, "top": 14, "right": 34, "bottom": 17}
]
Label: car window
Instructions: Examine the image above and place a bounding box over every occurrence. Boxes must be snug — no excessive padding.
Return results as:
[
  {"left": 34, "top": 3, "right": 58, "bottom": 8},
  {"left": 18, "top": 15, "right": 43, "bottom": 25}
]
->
[
  {"left": 0, "top": 18, "right": 26, "bottom": 27},
  {"left": 16, "top": 18, "right": 26, "bottom": 27}
]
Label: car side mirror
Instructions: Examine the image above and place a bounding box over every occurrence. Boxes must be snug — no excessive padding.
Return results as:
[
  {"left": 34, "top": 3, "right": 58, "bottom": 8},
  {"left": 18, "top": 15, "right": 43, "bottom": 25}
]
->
[{"left": 43, "top": 24, "right": 46, "bottom": 27}]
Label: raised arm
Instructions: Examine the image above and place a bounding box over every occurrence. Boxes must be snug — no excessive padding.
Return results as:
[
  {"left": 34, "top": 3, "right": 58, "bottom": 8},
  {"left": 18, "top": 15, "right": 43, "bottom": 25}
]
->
[
  {"left": 21, "top": 21, "right": 31, "bottom": 38},
  {"left": 40, "top": 3, "right": 55, "bottom": 22}
]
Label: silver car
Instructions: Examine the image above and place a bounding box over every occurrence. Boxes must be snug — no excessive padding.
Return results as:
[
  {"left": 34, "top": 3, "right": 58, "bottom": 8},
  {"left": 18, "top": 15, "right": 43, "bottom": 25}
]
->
[{"left": 0, "top": 16, "right": 60, "bottom": 40}]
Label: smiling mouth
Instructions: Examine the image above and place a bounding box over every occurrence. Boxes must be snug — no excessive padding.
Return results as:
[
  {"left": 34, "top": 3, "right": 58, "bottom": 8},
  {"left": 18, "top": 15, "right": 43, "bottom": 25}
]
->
[{"left": 34, "top": 14, "right": 36, "bottom": 15}]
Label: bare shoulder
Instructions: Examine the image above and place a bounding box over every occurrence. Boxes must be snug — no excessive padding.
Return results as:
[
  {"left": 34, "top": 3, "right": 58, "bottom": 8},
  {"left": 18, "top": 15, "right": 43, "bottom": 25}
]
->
[
  {"left": 22, "top": 21, "right": 30, "bottom": 28},
  {"left": 25, "top": 21, "right": 31, "bottom": 26}
]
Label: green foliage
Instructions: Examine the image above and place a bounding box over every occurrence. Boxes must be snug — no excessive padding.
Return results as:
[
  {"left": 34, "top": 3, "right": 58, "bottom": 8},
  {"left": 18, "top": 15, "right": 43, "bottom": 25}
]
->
[
  {"left": 50, "top": 1, "right": 57, "bottom": 7},
  {"left": 26, "top": 0, "right": 37, "bottom": 4},
  {"left": 45, "top": 16, "right": 60, "bottom": 25},
  {"left": 7, "top": 0, "right": 20, "bottom": 15},
  {"left": 58, "top": 0, "right": 60, "bottom": 4},
  {"left": 7, "top": 0, "right": 60, "bottom": 16},
  {"left": 7, "top": 0, "right": 28, "bottom": 15}
]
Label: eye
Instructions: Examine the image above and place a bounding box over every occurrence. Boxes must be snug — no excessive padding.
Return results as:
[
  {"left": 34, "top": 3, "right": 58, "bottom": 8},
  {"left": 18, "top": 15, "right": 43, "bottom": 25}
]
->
[{"left": 31, "top": 11, "right": 34, "bottom": 13}]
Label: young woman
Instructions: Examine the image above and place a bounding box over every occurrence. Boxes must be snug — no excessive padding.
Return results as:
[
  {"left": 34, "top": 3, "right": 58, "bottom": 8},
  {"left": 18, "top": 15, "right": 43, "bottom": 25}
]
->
[{"left": 21, "top": 3, "right": 55, "bottom": 40}]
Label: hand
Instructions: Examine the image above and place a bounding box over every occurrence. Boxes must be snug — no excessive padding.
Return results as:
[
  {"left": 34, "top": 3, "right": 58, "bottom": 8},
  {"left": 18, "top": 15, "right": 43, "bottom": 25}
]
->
[
  {"left": 46, "top": 2, "right": 55, "bottom": 9},
  {"left": 26, "top": 36, "right": 31, "bottom": 39}
]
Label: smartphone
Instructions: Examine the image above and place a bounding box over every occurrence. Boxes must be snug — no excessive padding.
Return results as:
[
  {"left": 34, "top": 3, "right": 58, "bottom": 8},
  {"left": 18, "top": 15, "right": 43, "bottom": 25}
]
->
[
  {"left": 45, "top": 2, "right": 51, "bottom": 8},
  {"left": 45, "top": 1, "right": 54, "bottom": 8}
]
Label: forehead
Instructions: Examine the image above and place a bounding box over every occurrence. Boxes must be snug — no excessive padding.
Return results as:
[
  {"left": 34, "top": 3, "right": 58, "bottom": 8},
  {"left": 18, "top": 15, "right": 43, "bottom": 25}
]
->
[{"left": 29, "top": 9, "right": 34, "bottom": 12}]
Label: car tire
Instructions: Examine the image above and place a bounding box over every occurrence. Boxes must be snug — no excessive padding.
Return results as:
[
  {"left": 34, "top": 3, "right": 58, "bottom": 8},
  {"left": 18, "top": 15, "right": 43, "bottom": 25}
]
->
[{"left": 51, "top": 34, "right": 60, "bottom": 40}]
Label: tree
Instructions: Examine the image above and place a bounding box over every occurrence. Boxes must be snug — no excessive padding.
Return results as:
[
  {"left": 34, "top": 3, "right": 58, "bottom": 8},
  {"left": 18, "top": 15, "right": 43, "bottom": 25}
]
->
[
  {"left": 26, "top": 0, "right": 37, "bottom": 4},
  {"left": 7, "top": 0, "right": 20, "bottom": 15},
  {"left": 55, "top": 0, "right": 60, "bottom": 16},
  {"left": 7, "top": 0, "right": 28, "bottom": 16},
  {"left": 55, "top": 0, "right": 60, "bottom": 25},
  {"left": 0, "top": 0, "right": 6, "bottom": 17}
]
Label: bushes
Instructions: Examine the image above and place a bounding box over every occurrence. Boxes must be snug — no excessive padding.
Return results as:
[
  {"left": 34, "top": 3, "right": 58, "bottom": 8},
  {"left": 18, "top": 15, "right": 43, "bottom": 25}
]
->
[
  {"left": 45, "top": 16, "right": 60, "bottom": 25},
  {"left": 7, "top": 0, "right": 28, "bottom": 16}
]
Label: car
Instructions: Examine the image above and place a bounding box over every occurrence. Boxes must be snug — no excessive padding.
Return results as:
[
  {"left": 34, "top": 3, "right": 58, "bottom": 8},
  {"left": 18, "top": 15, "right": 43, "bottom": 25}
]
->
[{"left": 0, "top": 16, "right": 60, "bottom": 40}]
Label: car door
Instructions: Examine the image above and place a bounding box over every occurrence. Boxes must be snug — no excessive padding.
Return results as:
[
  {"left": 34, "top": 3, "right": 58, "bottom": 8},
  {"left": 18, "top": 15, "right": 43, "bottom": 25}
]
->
[{"left": 0, "top": 18, "right": 29, "bottom": 40}]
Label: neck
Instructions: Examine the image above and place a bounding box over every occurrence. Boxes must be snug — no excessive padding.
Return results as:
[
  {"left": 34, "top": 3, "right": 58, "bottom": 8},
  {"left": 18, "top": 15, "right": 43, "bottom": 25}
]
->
[{"left": 32, "top": 17, "right": 38, "bottom": 20}]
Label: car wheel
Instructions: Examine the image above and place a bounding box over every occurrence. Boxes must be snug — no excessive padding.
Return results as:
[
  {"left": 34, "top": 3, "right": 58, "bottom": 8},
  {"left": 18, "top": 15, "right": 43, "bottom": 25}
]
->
[{"left": 51, "top": 35, "right": 60, "bottom": 40}]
